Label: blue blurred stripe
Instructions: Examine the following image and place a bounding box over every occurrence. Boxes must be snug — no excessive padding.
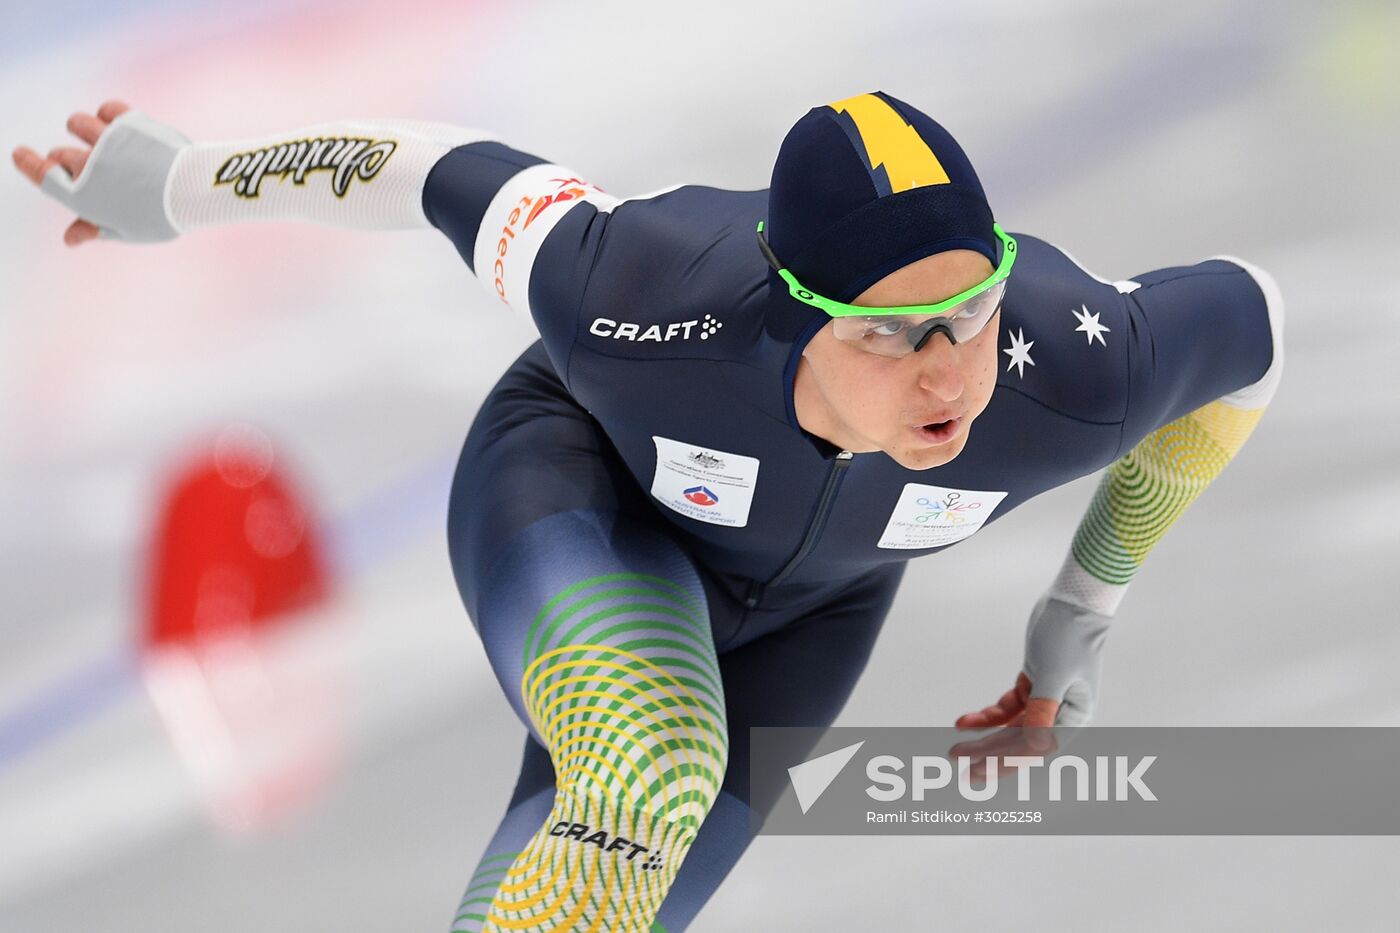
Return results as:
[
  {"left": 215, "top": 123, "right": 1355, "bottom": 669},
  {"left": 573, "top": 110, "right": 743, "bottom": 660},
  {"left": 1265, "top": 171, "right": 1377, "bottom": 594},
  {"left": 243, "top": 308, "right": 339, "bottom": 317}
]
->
[
  {"left": 326, "top": 448, "right": 459, "bottom": 578},
  {"left": 0, "top": 651, "right": 138, "bottom": 773},
  {"left": 985, "top": 20, "right": 1275, "bottom": 209}
]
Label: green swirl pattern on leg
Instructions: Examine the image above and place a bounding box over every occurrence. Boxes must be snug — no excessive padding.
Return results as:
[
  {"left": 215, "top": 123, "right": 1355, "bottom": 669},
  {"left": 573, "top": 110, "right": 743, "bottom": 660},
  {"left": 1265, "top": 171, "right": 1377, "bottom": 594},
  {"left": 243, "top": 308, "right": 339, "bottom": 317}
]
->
[{"left": 454, "top": 572, "right": 727, "bottom": 933}]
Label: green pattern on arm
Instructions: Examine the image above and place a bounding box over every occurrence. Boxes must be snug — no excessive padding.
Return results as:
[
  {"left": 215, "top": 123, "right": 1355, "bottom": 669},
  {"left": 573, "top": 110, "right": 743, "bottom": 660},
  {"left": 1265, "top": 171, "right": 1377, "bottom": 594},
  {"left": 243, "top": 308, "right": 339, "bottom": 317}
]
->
[{"left": 1069, "top": 398, "right": 1265, "bottom": 589}]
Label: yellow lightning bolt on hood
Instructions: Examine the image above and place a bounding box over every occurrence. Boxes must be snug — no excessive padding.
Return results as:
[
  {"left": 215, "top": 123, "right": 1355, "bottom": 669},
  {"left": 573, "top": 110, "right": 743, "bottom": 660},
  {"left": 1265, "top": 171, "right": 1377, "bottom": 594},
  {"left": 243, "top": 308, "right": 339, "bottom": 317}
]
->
[{"left": 828, "top": 93, "right": 951, "bottom": 193}]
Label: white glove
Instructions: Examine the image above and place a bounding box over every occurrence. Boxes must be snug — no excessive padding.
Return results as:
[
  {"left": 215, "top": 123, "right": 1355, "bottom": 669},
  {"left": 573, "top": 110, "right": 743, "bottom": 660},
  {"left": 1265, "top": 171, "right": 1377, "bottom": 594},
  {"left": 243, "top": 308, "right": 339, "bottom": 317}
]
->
[
  {"left": 39, "top": 109, "right": 188, "bottom": 242},
  {"left": 1021, "top": 592, "right": 1113, "bottom": 728}
]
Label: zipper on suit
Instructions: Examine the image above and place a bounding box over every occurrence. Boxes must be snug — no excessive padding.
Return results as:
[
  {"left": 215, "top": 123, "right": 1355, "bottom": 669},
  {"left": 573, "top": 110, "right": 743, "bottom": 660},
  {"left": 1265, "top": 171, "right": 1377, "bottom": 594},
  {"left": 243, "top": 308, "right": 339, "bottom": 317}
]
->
[{"left": 746, "top": 450, "right": 854, "bottom": 608}]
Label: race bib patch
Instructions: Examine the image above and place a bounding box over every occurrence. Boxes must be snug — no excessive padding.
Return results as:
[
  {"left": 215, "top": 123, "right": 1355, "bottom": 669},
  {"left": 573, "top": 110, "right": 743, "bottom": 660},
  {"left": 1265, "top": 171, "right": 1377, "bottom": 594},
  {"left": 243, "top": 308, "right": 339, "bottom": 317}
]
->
[
  {"left": 650, "top": 437, "right": 760, "bottom": 528},
  {"left": 877, "top": 482, "right": 1008, "bottom": 549}
]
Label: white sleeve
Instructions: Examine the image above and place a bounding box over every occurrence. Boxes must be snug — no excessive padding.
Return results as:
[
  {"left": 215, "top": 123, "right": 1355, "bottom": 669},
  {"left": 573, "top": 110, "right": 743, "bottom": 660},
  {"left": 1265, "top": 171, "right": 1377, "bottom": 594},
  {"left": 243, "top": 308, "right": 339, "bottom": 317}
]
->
[{"left": 167, "top": 118, "right": 496, "bottom": 233}]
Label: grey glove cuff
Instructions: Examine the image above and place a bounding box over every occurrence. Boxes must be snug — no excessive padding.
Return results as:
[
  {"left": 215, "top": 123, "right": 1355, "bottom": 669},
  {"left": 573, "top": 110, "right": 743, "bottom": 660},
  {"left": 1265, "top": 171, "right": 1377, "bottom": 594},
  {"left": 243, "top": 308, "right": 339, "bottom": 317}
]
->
[
  {"left": 1022, "top": 592, "right": 1114, "bottom": 728},
  {"left": 39, "top": 109, "right": 189, "bottom": 242}
]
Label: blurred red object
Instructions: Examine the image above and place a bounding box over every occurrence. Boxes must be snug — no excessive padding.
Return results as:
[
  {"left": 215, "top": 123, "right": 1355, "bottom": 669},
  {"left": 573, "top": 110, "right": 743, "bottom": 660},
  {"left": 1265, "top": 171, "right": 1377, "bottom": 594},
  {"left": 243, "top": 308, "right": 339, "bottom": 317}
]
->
[
  {"left": 141, "top": 424, "right": 341, "bottom": 832},
  {"left": 145, "top": 424, "right": 327, "bottom": 647}
]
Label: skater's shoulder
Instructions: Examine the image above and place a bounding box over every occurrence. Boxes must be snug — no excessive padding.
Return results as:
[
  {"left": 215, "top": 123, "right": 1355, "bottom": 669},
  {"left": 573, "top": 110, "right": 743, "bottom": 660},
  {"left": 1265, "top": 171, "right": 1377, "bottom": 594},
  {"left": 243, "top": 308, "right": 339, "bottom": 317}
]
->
[
  {"left": 600, "top": 185, "right": 768, "bottom": 246},
  {"left": 580, "top": 186, "right": 771, "bottom": 338},
  {"left": 995, "top": 231, "right": 1138, "bottom": 425}
]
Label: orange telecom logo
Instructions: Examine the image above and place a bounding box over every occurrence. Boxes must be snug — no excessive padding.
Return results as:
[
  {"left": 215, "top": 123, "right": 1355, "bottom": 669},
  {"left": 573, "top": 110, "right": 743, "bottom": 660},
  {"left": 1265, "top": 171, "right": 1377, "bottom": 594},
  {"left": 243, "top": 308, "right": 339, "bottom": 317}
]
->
[{"left": 491, "top": 176, "right": 603, "bottom": 303}]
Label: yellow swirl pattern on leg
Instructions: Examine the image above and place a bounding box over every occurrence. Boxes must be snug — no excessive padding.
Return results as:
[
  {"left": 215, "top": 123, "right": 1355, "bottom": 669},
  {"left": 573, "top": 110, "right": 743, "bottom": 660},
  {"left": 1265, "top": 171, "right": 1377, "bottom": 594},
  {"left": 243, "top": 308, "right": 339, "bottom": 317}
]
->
[{"left": 456, "top": 573, "right": 727, "bottom": 933}]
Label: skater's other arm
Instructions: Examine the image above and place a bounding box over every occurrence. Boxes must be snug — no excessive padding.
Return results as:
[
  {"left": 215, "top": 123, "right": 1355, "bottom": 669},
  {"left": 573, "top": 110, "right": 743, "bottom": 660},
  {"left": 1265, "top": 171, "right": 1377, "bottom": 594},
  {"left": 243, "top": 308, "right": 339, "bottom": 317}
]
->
[
  {"left": 1048, "top": 254, "right": 1286, "bottom": 618},
  {"left": 957, "top": 256, "right": 1285, "bottom": 735}
]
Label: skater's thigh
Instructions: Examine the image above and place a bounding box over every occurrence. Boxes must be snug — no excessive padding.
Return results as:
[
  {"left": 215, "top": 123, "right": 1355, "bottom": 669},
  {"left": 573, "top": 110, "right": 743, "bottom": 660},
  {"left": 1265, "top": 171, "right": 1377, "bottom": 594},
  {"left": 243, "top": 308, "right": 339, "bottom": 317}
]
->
[
  {"left": 448, "top": 341, "right": 735, "bottom": 747},
  {"left": 447, "top": 341, "right": 651, "bottom": 620},
  {"left": 717, "top": 562, "right": 907, "bottom": 815}
]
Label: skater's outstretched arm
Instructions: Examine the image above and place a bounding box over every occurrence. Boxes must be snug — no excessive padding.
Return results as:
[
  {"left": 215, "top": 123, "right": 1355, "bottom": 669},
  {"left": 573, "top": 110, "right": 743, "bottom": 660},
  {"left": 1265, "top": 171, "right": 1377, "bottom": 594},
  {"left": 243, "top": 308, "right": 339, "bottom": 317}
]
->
[
  {"left": 13, "top": 99, "right": 618, "bottom": 337},
  {"left": 13, "top": 101, "right": 494, "bottom": 240}
]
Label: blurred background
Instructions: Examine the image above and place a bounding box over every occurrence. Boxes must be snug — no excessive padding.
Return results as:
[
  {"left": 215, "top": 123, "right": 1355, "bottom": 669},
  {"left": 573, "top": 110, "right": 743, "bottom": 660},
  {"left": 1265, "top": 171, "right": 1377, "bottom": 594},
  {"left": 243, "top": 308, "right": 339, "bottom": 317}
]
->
[{"left": 2, "top": 0, "right": 1397, "bottom": 929}]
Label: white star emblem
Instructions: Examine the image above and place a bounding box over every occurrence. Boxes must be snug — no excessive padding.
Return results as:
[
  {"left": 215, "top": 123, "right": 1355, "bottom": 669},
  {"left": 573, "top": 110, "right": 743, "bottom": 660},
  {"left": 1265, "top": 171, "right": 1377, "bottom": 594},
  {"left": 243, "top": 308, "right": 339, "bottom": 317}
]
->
[
  {"left": 1071, "top": 303, "right": 1110, "bottom": 347},
  {"left": 1003, "top": 327, "right": 1035, "bottom": 378}
]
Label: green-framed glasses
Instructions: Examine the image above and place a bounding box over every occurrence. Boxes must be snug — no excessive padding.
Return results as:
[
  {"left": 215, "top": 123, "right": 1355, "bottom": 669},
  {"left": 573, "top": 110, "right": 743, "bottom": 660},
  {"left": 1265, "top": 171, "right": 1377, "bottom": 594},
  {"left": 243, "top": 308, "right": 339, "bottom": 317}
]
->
[{"left": 757, "top": 220, "right": 1018, "bottom": 357}]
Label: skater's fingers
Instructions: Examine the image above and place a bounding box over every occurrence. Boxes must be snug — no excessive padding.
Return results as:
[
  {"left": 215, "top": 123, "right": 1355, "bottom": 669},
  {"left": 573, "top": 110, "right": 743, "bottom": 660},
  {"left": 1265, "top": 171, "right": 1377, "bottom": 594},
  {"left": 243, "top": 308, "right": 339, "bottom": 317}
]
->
[
  {"left": 97, "top": 100, "right": 132, "bottom": 122},
  {"left": 46, "top": 146, "right": 88, "bottom": 180},
  {"left": 66, "top": 111, "right": 105, "bottom": 146},
  {"left": 64, "top": 218, "right": 101, "bottom": 247},
  {"left": 13, "top": 145, "right": 57, "bottom": 185}
]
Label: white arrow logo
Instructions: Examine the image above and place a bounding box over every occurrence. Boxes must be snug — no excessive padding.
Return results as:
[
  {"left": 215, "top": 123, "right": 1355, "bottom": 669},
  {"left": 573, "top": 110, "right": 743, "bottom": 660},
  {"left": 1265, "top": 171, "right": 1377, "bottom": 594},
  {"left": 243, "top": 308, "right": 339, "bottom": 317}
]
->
[{"left": 787, "top": 741, "right": 865, "bottom": 814}]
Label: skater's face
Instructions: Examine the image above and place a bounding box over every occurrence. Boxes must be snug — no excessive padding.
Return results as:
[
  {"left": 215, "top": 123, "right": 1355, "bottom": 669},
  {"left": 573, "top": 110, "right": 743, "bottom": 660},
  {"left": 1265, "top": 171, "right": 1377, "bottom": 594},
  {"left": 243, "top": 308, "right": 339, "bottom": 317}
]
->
[{"left": 793, "top": 248, "right": 1001, "bottom": 471}]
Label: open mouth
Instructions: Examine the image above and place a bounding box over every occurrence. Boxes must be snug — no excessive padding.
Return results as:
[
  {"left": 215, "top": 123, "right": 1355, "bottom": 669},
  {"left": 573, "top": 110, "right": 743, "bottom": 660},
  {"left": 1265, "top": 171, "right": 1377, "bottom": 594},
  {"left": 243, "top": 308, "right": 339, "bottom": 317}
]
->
[{"left": 915, "top": 417, "right": 962, "bottom": 446}]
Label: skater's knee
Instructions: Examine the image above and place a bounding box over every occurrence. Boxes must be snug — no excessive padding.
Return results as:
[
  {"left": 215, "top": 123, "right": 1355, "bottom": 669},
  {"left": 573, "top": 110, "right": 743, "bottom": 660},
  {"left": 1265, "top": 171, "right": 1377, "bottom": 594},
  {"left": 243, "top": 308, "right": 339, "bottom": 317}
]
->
[{"left": 531, "top": 634, "right": 730, "bottom": 833}]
